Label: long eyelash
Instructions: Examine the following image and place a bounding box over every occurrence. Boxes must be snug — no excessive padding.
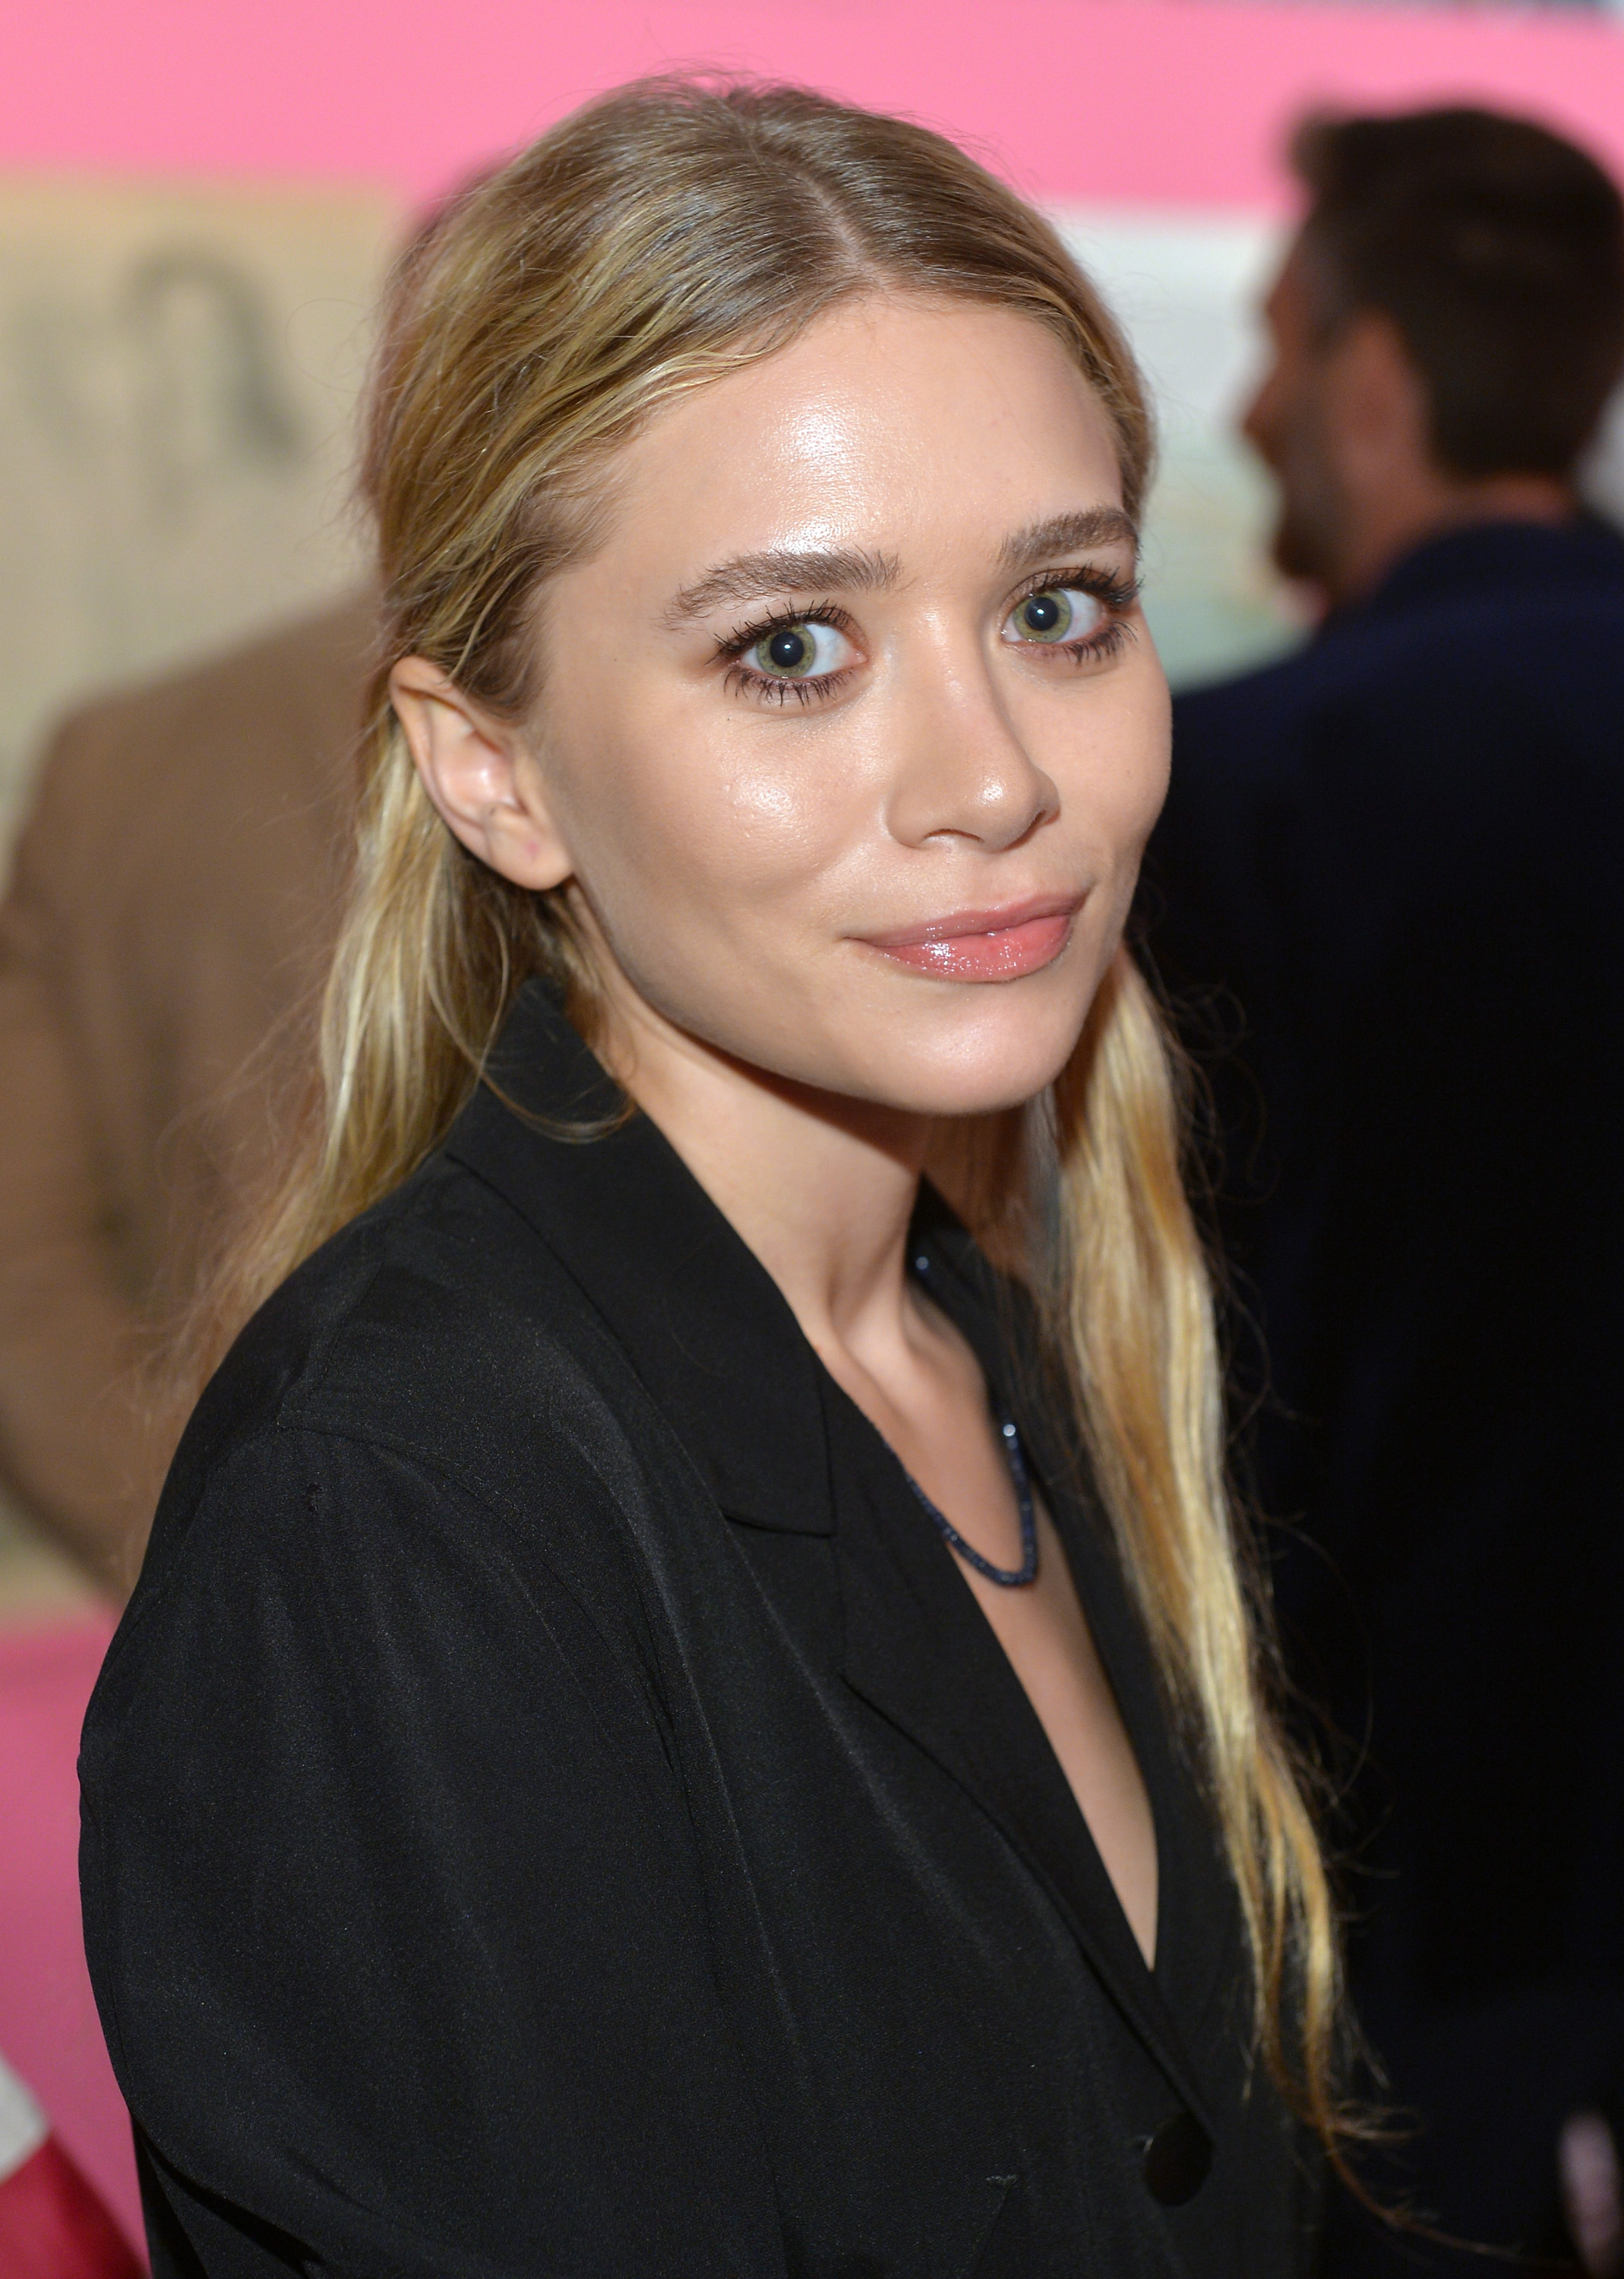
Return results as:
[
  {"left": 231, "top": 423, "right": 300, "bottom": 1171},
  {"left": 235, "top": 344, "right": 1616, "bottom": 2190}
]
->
[
  {"left": 714, "top": 567, "right": 1141, "bottom": 703},
  {"left": 718, "top": 599, "right": 853, "bottom": 656},
  {"left": 1062, "top": 618, "right": 1134, "bottom": 668},
  {"left": 724, "top": 665, "right": 852, "bottom": 706},
  {"left": 1013, "top": 564, "right": 1141, "bottom": 615},
  {"left": 717, "top": 599, "right": 856, "bottom": 706},
  {"left": 1010, "top": 563, "right": 1141, "bottom": 666}
]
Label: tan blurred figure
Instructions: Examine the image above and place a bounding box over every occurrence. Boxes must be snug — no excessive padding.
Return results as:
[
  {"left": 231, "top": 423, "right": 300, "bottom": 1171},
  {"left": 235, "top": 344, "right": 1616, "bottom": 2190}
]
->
[{"left": 0, "top": 596, "right": 371, "bottom": 1593}]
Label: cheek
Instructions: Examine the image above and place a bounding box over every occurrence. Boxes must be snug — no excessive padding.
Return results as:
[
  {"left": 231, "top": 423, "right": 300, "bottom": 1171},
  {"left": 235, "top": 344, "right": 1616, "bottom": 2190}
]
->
[
  {"left": 553, "top": 703, "right": 870, "bottom": 938},
  {"left": 1048, "top": 677, "right": 1171, "bottom": 867}
]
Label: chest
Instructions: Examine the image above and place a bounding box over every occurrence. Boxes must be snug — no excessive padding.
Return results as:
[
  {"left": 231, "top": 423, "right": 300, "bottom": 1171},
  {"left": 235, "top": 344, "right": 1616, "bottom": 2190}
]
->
[{"left": 596, "top": 1448, "right": 1310, "bottom": 2279}]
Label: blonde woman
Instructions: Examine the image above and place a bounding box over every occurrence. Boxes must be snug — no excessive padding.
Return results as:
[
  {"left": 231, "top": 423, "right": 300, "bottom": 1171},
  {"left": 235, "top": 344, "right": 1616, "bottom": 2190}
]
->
[{"left": 82, "top": 80, "right": 1343, "bottom": 2277}]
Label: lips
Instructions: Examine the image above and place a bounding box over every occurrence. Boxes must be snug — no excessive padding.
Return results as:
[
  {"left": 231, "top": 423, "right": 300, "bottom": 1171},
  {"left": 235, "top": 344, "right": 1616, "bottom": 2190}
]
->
[{"left": 858, "top": 894, "right": 1082, "bottom": 982}]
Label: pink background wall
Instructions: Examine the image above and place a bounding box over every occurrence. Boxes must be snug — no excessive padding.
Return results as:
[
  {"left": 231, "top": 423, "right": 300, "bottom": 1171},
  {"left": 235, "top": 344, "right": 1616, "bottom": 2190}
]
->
[
  {"left": 5, "top": 0, "right": 1624, "bottom": 213},
  {"left": 0, "top": 1618, "right": 138, "bottom": 2252}
]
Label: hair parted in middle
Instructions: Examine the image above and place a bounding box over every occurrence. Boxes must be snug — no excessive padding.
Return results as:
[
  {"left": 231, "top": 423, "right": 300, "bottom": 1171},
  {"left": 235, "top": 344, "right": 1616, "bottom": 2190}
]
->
[{"left": 226, "top": 72, "right": 1353, "bottom": 2154}]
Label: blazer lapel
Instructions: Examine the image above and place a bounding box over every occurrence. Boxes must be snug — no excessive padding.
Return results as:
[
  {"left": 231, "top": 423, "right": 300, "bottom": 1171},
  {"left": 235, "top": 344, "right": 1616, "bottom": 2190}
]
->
[
  {"left": 829, "top": 1381, "right": 1218, "bottom": 2138},
  {"left": 453, "top": 992, "right": 1222, "bottom": 2129}
]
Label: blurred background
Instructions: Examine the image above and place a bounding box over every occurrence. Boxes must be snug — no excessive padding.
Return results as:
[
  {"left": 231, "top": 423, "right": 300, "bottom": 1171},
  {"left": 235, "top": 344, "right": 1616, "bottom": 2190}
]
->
[{"left": 3, "top": 0, "right": 1624, "bottom": 2262}]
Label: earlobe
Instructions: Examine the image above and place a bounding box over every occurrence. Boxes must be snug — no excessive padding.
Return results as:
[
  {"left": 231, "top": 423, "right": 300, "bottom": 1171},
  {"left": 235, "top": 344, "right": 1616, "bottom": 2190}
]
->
[{"left": 389, "top": 657, "right": 573, "bottom": 891}]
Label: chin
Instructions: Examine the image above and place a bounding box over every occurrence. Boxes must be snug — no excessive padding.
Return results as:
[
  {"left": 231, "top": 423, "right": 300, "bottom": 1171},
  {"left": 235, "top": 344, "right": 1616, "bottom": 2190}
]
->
[{"left": 829, "top": 986, "right": 1094, "bottom": 1121}]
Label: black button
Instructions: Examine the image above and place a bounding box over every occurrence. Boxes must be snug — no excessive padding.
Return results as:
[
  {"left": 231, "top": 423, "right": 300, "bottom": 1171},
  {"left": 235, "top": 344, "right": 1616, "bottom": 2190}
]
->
[{"left": 1142, "top": 2111, "right": 1212, "bottom": 2205}]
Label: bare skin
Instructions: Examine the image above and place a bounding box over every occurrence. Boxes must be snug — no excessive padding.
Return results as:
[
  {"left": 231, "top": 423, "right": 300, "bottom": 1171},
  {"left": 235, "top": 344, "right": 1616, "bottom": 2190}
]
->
[
  {"left": 1246, "top": 240, "right": 1576, "bottom": 612},
  {"left": 391, "top": 296, "right": 1168, "bottom": 1965}
]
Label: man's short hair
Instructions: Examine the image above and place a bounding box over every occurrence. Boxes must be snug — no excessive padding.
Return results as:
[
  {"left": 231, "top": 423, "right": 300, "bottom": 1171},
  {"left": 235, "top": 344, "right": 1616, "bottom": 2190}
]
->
[{"left": 1293, "top": 106, "right": 1624, "bottom": 480}]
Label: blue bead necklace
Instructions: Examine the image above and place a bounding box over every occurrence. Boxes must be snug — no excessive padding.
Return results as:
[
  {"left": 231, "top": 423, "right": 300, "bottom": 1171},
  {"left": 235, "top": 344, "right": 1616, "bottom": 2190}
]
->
[
  {"left": 905, "top": 1249, "right": 1038, "bottom": 1588},
  {"left": 903, "top": 1401, "right": 1040, "bottom": 1588}
]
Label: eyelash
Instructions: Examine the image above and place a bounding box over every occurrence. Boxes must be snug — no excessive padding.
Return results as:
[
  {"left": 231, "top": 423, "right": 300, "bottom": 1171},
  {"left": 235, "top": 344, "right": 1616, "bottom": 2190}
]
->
[
  {"left": 1008, "top": 566, "right": 1141, "bottom": 667},
  {"left": 716, "top": 568, "right": 1140, "bottom": 706},
  {"left": 719, "top": 601, "right": 859, "bottom": 706}
]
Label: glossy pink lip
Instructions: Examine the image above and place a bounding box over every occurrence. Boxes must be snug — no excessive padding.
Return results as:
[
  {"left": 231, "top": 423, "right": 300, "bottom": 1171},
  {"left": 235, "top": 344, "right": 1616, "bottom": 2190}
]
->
[{"left": 859, "top": 894, "right": 1084, "bottom": 982}]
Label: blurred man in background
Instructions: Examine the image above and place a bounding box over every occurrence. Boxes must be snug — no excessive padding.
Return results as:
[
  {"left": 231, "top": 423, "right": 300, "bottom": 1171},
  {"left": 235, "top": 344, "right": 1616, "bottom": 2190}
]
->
[
  {"left": 1147, "top": 107, "right": 1624, "bottom": 2274},
  {"left": 0, "top": 597, "right": 368, "bottom": 1595}
]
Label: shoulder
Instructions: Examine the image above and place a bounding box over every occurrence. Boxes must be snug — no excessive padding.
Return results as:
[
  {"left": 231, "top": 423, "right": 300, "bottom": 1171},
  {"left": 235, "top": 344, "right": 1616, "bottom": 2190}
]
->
[
  {"left": 1167, "top": 585, "right": 1524, "bottom": 758},
  {"left": 1174, "top": 558, "right": 1624, "bottom": 767},
  {"left": 140, "top": 1150, "right": 676, "bottom": 1620},
  {"left": 1171, "top": 642, "right": 1319, "bottom": 754},
  {"left": 1166, "top": 621, "right": 1421, "bottom": 789},
  {"left": 1160, "top": 648, "right": 1332, "bottom": 865},
  {"left": 68, "top": 593, "right": 370, "bottom": 762},
  {"left": 1152, "top": 647, "right": 1329, "bottom": 897},
  {"left": 92, "top": 1148, "right": 691, "bottom": 1803},
  {"left": 17, "top": 595, "right": 371, "bottom": 881}
]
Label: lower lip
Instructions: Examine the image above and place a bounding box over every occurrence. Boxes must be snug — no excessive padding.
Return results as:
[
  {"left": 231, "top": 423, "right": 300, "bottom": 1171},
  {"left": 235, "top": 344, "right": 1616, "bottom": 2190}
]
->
[{"left": 867, "top": 909, "right": 1076, "bottom": 982}]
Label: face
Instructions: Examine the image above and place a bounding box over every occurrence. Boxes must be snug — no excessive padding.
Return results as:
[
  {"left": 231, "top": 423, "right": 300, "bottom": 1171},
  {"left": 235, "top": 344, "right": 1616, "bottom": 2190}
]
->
[
  {"left": 1243, "top": 241, "right": 1348, "bottom": 590},
  {"left": 407, "top": 296, "right": 1170, "bottom": 1122}
]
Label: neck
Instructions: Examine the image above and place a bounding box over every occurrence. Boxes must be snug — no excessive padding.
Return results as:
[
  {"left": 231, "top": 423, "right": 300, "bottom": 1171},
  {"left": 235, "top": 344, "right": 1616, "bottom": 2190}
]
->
[
  {"left": 1328, "top": 469, "right": 1578, "bottom": 609},
  {"left": 596, "top": 975, "right": 930, "bottom": 1367}
]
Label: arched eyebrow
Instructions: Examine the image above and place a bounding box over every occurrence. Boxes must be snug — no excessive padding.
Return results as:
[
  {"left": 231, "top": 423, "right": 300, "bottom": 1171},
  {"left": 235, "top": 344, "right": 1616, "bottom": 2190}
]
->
[
  {"left": 664, "top": 508, "right": 1137, "bottom": 630},
  {"left": 999, "top": 507, "right": 1138, "bottom": 571},
  {"left": 664, "top": 548, "right": 899, "bottom": 627}
]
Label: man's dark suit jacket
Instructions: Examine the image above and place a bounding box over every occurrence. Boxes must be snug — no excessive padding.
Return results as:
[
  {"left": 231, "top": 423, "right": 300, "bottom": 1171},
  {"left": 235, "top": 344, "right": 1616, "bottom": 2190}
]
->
[
  {"left": 81, "top": 984, "right": 1316, "bottom": 2278},
  {"left": 1147, "top": 518, "right": 1624, "bottom": 2271}
]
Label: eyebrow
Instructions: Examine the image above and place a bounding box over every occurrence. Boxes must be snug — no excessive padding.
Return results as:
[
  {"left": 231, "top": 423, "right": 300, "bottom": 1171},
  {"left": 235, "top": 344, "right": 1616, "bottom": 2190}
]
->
[
  {"left": 664, "top": 547, "right": 900, "bottom": 627},
  {"left": 662, "top": 507, "right": 1139, "bottom": 630},
  {"left": 999, "top": 507, "right": 1139, "bottom": 571}
]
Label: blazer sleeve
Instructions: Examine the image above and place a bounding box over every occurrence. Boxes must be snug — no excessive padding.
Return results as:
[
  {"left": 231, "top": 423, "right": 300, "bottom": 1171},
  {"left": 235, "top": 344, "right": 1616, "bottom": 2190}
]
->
[
  {"left": 0, "top": 730, "right": 163, "bottom": 1586},
  {"left": 80, "top": 1424, "right": 784, "bottom": 2279}
]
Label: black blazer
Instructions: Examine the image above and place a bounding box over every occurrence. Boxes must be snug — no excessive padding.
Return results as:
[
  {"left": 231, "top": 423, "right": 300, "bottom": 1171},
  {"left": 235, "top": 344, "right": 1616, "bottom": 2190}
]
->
[
  {"left": 1146, "top": 517, "right": 1624, "bottom": 2267},
  {"left": 81, "top": 984, "right": 1316, "bottom": 2278}
]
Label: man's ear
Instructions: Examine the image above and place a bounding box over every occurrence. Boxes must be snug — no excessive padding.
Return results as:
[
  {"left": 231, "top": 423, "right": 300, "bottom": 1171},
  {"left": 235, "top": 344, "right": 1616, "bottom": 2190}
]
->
[
  {"left": 1329, "top": 311, "right": 1432, "bottom": 478},
  {"left": 390, "top": 656, "right": 573, "bottom": 891}
]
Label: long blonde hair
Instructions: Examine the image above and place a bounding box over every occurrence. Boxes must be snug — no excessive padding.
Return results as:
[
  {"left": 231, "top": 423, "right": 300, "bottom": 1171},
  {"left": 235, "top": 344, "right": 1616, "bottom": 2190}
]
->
[{"left": 222, "top": 76, "right": 1347, "bottom": 2144}]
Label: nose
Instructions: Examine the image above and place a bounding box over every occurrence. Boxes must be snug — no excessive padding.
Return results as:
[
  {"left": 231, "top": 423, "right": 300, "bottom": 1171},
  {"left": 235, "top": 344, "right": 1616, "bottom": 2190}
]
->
[
  {"left": 884, "top": 642, "right": 1059, "bottom": 855},
  {"left": 1241, "top": 356, "right": 1284, "bottom": 470}
]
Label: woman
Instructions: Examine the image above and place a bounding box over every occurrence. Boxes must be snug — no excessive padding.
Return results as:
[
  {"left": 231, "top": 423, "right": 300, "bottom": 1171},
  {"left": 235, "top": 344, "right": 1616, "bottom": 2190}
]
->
[{"left": 81, "top": 79, "right": 1342, "bottom": 2277}]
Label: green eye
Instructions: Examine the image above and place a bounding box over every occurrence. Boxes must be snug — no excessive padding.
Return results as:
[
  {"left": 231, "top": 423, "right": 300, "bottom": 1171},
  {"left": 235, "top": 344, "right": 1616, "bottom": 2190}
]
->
[
  {"left": 749, "top": 621, "right": 848, "bottom": 677},
  {"left": 1009, "top": 587, "right": 1103, "bottom": 644},
  {"left": 1019, "top": 592, "right": 1070, "bottom": 639}
]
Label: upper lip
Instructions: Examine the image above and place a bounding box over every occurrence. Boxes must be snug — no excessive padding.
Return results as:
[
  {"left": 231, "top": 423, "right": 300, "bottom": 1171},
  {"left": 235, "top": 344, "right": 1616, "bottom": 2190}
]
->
[{"left": 858, "top": 892, "right": 1085, "bottom": 950}]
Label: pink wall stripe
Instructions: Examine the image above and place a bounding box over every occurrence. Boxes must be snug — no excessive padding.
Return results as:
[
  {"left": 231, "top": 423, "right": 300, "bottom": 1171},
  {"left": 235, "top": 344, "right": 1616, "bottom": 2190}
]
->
[
  {"left": 0, "top": 1617, "right": 141, "bottom": 2258},
  {"left": 4, "top": 0, "right": 1624, "bottom": 213}
]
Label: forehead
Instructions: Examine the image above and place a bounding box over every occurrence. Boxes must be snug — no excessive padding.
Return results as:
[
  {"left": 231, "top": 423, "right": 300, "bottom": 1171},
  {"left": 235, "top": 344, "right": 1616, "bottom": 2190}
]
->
[{"left": 594, "top": 297, "right": 1126, "bottom": 578}]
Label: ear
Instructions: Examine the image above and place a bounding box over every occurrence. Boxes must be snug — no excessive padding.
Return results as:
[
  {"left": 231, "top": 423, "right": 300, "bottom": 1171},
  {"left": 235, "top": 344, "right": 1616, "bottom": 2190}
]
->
[
  {"left": 390, "top": 656, "right": 573, "bottom": 891},
  {"left": 1327, "top": 311, "right": 1431, "bottom": 476}
]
